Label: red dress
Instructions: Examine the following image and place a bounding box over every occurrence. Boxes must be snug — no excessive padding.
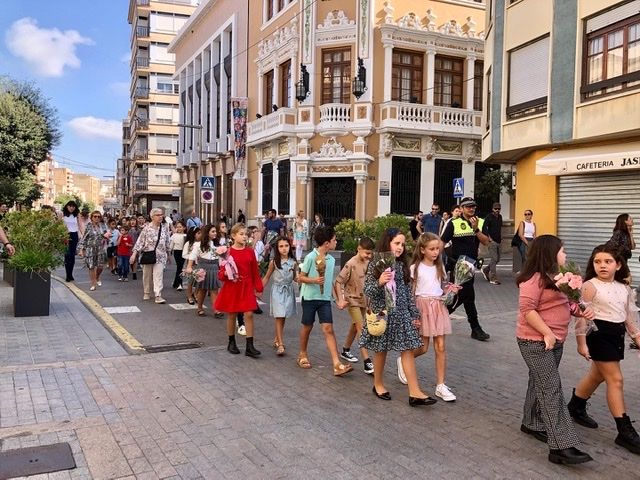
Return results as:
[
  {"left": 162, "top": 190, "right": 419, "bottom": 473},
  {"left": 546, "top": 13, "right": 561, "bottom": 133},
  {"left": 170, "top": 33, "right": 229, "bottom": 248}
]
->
[{"left": 214, "top": 246, "right": 264, "bottom": 312}]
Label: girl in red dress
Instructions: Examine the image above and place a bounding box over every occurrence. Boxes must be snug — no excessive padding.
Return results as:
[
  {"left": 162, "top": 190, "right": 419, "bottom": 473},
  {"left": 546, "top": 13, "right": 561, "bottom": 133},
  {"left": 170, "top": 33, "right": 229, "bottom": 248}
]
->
[{"left": 215, "top": 223, "right": 264, "bottom": 357}]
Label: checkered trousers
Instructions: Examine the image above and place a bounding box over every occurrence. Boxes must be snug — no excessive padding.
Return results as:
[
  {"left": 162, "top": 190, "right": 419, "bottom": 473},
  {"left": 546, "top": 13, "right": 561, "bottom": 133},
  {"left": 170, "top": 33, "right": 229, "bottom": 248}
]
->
[{"left": 517, "top": 339, "right": 580, "bottom": 450}]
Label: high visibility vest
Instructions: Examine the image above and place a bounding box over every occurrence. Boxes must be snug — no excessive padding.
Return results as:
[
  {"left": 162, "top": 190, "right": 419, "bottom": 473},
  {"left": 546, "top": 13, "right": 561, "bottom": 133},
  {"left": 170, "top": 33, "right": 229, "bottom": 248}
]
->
[{"left": 451, "top": 217, "right": 484, "bottom": 238}]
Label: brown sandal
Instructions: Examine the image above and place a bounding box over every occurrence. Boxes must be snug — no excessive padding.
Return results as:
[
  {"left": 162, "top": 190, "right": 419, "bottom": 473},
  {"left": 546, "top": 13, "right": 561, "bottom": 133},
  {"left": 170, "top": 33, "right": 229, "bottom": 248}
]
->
[
  {"left": 196, "top": 310, "right": 205, "bottom": 316},
  {"left": 333, "top": 363, "right": 353, "bottom": 376},
  {"left": 276, "top": 344, "right": 285, "bottom": 356},
  {"left": 297, "top": 354, "right": 312, "bottom": 369}
]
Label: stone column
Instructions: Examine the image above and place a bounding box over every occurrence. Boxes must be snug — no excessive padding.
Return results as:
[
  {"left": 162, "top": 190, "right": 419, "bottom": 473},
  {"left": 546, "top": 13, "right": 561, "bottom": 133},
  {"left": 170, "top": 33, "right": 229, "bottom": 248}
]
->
[
  {"left": 383, "top": 44, "right": 393, "bottom": 102},
  {"left": 355, "top": 176, "right": 367, "bottom": 221},
  {"left": 465, "top": 55, "right": 476, "bottom": 110},
  {"left": 426, "top": 49, "right": 436, "bottom": 106}
]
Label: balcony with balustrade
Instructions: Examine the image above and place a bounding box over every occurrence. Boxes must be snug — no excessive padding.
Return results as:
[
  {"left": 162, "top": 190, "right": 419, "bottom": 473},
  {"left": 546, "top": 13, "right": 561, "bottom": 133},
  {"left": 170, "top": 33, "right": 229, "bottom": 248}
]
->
[
  {"left": 378, "top": 102, "right": 482, "bottom": 138},
  {"left": 246, "top": 107, "right": 297, "bottom": 147},
  {"left": 318, "top": 103, "right": 351, "bottom": 137}
]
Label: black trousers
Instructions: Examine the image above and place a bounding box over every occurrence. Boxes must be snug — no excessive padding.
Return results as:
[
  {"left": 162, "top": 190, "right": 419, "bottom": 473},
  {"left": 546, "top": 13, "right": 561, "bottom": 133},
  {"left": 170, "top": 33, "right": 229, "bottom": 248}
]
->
[
  {"left": 446, "top": 275, "right": 480, "bottom": 330},
  {"left": 64, "top": 232, "right": 79, "bottom": 280},
  {"left": 172, "top": 250, "right": 184, "bottom": 288}
]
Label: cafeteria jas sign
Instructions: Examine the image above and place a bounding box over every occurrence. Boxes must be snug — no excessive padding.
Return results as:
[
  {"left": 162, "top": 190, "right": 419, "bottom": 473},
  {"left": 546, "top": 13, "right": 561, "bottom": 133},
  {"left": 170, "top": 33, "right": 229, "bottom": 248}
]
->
[
  {"left": 536, "top": 143, "right": 640, "bottom": 176},
  {"left": 576, "top": 156, "right": 640, "bottom": 171}
]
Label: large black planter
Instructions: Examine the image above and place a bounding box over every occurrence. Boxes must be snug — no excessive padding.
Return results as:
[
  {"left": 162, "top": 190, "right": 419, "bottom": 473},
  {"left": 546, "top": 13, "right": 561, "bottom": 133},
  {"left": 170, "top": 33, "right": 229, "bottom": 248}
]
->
[
  {"left": 2, "top": 259, "right": 14, "bottom": 286},
  {"left": 13, "top": 270, "right": 51, "bottom": 317},
  {"left": 339, "top": 251, "right": 355, "bottom": 267}
]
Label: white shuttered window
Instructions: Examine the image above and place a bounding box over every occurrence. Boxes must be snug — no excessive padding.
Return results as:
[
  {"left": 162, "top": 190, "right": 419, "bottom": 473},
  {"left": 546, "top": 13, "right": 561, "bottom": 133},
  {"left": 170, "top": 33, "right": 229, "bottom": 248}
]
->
[{"left": 507, "top": 36, "right": 550, "bottom": 118}]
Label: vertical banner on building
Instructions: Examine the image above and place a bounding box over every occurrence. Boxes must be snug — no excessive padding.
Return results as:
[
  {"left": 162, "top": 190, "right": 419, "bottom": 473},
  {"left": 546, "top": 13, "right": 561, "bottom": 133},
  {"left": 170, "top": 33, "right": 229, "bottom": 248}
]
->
[{"left": 231, "top": 97, "right": 248, "bottom": 180}]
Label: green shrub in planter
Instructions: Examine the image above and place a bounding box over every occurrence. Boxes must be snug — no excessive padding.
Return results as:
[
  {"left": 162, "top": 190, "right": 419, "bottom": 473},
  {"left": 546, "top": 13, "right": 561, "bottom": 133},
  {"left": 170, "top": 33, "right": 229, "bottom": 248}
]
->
[
  {"left": 1, "top": 210, "right": 68, "bottom": 273},
  {"left": 334, "top": 218, "right": 366, "bottom": 254}
]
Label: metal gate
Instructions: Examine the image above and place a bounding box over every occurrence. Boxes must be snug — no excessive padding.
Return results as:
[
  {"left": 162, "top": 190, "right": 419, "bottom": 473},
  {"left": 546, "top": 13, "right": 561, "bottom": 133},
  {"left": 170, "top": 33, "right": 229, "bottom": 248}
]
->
[
  {"left": 391, "top": 156, "right": 421, "bottom": 215},
  {"left": 434, "top": 158, "right": 462, "bottom": 213},
  {"left": 313, "top": 177, "right": 356, "bottom": 227},
  {"left": 557, "top": 172, "right": 640, "bottom": 283}
]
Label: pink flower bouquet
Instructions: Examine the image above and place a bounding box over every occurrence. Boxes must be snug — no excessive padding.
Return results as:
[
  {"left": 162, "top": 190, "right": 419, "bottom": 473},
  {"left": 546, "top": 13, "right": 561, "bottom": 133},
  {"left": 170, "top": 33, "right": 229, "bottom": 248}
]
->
[{"left": 554, "top": 262, "right": 597, "bottom": 335}]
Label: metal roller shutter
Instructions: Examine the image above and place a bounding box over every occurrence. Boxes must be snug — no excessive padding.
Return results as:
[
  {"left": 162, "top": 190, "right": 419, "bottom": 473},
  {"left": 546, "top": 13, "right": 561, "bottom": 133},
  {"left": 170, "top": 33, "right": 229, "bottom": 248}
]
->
[{"left": 557, "top": 173, "right": 640, "bottom": 284}]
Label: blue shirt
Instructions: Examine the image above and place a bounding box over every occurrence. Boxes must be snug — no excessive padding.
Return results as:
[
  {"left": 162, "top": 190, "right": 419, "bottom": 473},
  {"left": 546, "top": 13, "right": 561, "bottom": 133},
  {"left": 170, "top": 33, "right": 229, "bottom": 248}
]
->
[
  {"left": 422, "top": 213, "right": 442, "bottom": 235},
  {"left": 186, "top": 216, "right": 202, "bottom": 229},
  {"left": 300, "top": 249, "right": 335, "bottom": 301},
  {"left": 264, "top": 218, "right": 283, "bottom": 233}
]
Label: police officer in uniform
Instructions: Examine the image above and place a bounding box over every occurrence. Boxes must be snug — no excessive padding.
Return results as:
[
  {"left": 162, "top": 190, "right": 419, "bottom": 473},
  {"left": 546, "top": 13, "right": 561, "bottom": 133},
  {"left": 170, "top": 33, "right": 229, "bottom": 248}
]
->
[{"left": 440, "top": 197, "right": 491, "bottom": 341}]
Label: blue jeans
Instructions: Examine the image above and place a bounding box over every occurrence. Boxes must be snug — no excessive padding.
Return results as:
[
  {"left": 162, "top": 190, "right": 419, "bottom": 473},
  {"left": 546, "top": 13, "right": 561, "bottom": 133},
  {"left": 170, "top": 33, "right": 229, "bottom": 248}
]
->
[{"left": 118, "top": 255, "right": 130, "bottom": 278}]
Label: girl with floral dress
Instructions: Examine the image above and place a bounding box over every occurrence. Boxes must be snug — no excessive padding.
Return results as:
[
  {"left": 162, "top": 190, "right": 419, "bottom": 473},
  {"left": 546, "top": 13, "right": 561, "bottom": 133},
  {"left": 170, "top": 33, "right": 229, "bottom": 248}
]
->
[
  {"left": 182, "top": 227, "right": 201, "bottom": 304},
  {"left": 360, "top": 228, "right": 437, "bottom": 406},
  {"left": 262, "top": 236, "right": 297, "bottom": 356}
]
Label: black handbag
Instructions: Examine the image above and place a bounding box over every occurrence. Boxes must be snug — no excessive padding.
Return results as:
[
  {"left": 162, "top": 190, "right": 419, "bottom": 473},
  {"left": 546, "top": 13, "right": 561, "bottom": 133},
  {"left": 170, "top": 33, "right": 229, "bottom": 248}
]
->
[
  {"left": 511, "top": 222, "right": 523, "bottom": 247},
  {"left": 138, "top": 226, "right": 162, "bottom": 265}
]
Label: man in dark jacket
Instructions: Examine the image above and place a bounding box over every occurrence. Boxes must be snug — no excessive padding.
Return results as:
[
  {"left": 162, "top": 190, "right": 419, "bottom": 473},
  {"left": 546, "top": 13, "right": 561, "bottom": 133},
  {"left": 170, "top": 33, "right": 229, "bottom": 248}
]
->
[{"left": 482, "top": 202, "right": 503, "bottom": 285}]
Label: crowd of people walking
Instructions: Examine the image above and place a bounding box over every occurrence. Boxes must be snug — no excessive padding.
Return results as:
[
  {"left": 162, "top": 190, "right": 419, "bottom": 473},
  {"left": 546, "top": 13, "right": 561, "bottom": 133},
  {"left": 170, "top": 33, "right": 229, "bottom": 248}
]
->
[{"left": 1, "top": 201, "right": 640, "bottom": 468}]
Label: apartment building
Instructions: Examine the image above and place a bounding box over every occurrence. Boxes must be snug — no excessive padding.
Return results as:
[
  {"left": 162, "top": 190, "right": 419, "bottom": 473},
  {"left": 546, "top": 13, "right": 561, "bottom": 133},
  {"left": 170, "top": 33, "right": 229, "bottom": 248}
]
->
[
  {"left": 483, "top": 0, "right": 640, "bottom": 278},
  {"left": 245, "top": 0, "right": 491, "bottom": 227},
  {"left": 74, "top": 173, "right": 102, "bottom": 207},
  {"left": 169, "top": 0, "right": 248, "bottom": 222},
  {"left": 53, "top": 168, "right": 74, "bottom": 197},
  {"left": 123, "top": 0, "right": 198, "bottom": 215},
  {"left": 34, "top": 155, "right": 56, "bottom": 209}
]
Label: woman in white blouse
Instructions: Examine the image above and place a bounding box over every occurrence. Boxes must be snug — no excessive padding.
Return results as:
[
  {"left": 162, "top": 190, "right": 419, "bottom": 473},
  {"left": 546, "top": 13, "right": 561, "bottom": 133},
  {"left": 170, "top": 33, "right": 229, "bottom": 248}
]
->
[
  {"left": 62, "top": 201, "right": 80, "bottom": 282},
  {"left": 517, "top": 209, "right": 537, "bottom": 263}
]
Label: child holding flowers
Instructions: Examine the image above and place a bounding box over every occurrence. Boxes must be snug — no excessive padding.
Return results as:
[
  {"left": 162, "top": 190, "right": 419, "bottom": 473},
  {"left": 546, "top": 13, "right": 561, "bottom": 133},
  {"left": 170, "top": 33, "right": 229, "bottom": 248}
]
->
[
  {"left": 360, "top": 228, "right": 436, "bottom": 407},
  {"left": 185, "top": 224, "right": 225, "bottom": 317},
  {"left": 515, "top": 235, "right": 596, "bottom": 465},
  {"left": 568, "top": 244, "right": 640, "bottom": 455}
]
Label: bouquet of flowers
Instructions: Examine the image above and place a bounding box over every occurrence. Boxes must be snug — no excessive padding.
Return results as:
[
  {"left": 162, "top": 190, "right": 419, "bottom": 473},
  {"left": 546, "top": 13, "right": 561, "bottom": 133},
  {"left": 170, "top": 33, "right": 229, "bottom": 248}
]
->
[
  {"left": 444, "top": 255, "right": 477, "bottom": 306},
  {"left": 182, "top": 267, "right": 206, "bottom": 284},
  {"left": 554, "top": 262, "right": 597, "bottom": 335},
  {"left": 315, "top": 254, "right": 327, "bottom": 294},
  {"left": 372, "top": 251, "right": 396, "bottom": 312},
  {"left": 220, "top": 255, "right": 239, "bottom": 281}
]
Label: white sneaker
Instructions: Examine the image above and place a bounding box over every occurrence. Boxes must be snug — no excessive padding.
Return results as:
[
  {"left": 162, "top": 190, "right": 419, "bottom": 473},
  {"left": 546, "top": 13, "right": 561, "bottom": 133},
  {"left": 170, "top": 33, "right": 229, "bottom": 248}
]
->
[
  {"left": 143, "top": 295, "right": 151, "bottom": 300},
  {"left": 396, "top": 357, "right": 408, "bottom": 385},
  {"left": 177, "top": 285, "right": 183, "bottom": 291},
  {"left": 237, "top": 325, "right": 246, "bottom": 336},
  {"left": 435, "top": 383, "right": 457, "bottom": 402},
  {"left": 97, "top": 281, "right": 102, "bottom": 287},
  {"left": 155, "top": 296, "right": 166, "bottom": 304}
]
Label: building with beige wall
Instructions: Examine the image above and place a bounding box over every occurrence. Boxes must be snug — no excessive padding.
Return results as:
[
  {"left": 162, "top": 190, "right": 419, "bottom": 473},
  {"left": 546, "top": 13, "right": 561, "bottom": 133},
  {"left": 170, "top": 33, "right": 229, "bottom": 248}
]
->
[
  {"left": 34, "top": 155, "right": 56, "bottom": 209},
  {"left": 53, "top": 167, "right": 74, "bottom": 197},
  {"left": 483, "top": 0, "right": 640, "bottom": 278},
  {"left": 74, "top": 173, "right": 102, "bottom": 207},
  {"left": 169, "top": 0, "right": 249, "bottom": 223},
  {"left": 245, "top": 0, "right": 490, "bottom": 227},
  {"left": 124, "top": 0, "right": 198, "bottom": 215}
]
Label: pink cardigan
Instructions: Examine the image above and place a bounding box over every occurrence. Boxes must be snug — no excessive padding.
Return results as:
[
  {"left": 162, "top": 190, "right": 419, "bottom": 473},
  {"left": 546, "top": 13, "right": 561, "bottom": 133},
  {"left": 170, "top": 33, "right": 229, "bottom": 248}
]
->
[{"left": 516, "top": 273, "right": 578, "bottom": 343}]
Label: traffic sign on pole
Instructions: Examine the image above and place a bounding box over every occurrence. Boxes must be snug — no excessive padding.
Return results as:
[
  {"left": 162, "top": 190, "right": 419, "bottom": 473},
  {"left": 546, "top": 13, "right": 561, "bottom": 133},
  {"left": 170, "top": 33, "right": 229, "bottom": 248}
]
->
[
  {"left": 200, "top": 176, "right": 215, "bottom": 190},
  {"left": 453, "top": 177, "right": 464, "bottom": 198},
  {"left": 201, "top": 190, "right": 214, "bottom": 204}
]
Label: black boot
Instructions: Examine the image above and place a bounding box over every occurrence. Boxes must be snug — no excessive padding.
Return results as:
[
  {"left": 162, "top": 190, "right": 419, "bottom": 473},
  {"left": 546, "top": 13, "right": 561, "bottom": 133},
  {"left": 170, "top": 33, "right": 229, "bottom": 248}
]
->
[
  {"left": 615, "top": 414, "right": 640, "bottom": 454},
  {"left": 567, "top": 389, "right": 598, "bottom": 428},
  {"left": 227, "top": 335, "right": 240, "bottom": 354},
  {"left": 245, "top": 337, "right": 261, "bottom": 358},
  {"left": 548, "top": 447, "right": 593, "bottom": 465}
]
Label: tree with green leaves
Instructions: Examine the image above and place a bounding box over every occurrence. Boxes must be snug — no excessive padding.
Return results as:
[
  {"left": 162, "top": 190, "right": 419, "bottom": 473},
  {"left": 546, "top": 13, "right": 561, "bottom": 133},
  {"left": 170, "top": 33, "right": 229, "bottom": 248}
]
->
[{"left": 0, "top": 170, "right": 43, "bottom": 208}]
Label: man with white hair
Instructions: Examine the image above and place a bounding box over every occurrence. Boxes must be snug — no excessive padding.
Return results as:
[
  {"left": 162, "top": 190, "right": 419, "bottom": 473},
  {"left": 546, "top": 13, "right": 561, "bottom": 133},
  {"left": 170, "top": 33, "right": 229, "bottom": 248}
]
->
[{"left": 186, "top": 209, "right": 202, "bottom": 230}]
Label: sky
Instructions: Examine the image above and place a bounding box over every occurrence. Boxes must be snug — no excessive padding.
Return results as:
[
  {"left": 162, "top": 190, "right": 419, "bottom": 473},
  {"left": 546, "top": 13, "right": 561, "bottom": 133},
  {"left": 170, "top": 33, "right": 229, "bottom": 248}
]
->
[{"left": 1, "top": 1, "right": 132, "bottom": 178}]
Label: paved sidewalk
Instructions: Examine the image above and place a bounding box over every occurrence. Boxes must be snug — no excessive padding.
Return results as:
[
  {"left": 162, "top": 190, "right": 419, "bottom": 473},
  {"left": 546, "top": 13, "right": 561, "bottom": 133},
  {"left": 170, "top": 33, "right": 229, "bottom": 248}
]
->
[{"left": 1, "top": 261, "right": 640, "bottom": 479}]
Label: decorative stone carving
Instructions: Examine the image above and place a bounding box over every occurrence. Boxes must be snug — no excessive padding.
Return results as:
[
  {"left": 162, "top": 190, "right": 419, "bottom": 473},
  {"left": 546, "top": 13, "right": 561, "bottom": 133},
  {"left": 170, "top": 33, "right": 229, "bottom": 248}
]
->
[
  {"left": 462, "top": 140, "right": 481, "bottom": 162},
  {"left": 383, "top": 1, "right": 394, "bottom": 24},
  {"left": 302, "top": 0, "right": 313, "bottom": 64},
  {"left": 394, "top": 137, "right": 421, "bottom": 152},
  {"left": 257, "top": 17, "right": 299, "bottom": 62},
  {"left": 383, "top": 133, "right": 394, "bottom": 157},
  {"left": 311, "top": 137, "right": 352, "bottom": 158},
  {"left": 424, "top": 136, "right": 436, "bottom": 160},
  {"left": 311, "top": 165, "right": 354, "bottom": 173},
  {"left": 439, "top": 20, "right": 463, "bottom": 37},
  {"left": 358, "top": 0, "right": 370, "bottom": 58},
  {"left": 318, "top": 10, "right": 354, "bottom": 29},
  {"left": 435, "top": 140, "right": 462, "bottom": 155},
  {"left": 464, "top": 16, "right": 477, "bottom": 38},
  {"left": 425, "top": 9, "right": 437, "bottom": 31},
  {"left": 397, "top": 12, "right": 423, "bottom": 30}
]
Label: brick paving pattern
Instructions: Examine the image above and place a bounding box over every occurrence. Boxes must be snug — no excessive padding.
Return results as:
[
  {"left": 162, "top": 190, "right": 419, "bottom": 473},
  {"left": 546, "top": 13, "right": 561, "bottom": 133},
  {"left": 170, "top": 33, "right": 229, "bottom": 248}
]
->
[{"left": 1, "top": 263, "right": 640, "bottom": 478}]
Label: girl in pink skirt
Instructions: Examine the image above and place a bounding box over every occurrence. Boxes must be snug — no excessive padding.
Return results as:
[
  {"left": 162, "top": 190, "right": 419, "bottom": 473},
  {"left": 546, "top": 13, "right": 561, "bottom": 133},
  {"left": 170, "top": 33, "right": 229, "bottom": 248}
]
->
[{"left": 409, "top": 233, "right": 460, "bottom": 402}]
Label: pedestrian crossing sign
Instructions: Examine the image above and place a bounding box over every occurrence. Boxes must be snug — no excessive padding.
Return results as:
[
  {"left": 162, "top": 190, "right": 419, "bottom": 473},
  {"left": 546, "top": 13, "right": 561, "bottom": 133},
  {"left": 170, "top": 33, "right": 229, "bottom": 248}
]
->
[
  {"left": 453, "top": 178, "right": 464, "bottom": 198},
  {"left": 200, "top": 176, "right": 215, "bottom": 190}
]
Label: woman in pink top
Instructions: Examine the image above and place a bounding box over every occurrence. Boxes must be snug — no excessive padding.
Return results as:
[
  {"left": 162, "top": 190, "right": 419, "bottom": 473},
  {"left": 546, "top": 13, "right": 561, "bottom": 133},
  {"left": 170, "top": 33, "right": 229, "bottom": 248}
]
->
[{"left": 516, "top": 235, "right": 595, "bottom": 466}]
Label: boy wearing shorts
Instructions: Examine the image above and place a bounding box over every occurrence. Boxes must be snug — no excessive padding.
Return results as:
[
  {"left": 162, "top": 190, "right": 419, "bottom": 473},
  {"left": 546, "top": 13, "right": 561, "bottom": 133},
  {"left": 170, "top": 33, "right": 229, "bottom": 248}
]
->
[
  {"left": 334, "top": 237, "right": 375, "bottom": 374},
  {"left": 297, "top": 226, "right": 353, "bottom": 376}
]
